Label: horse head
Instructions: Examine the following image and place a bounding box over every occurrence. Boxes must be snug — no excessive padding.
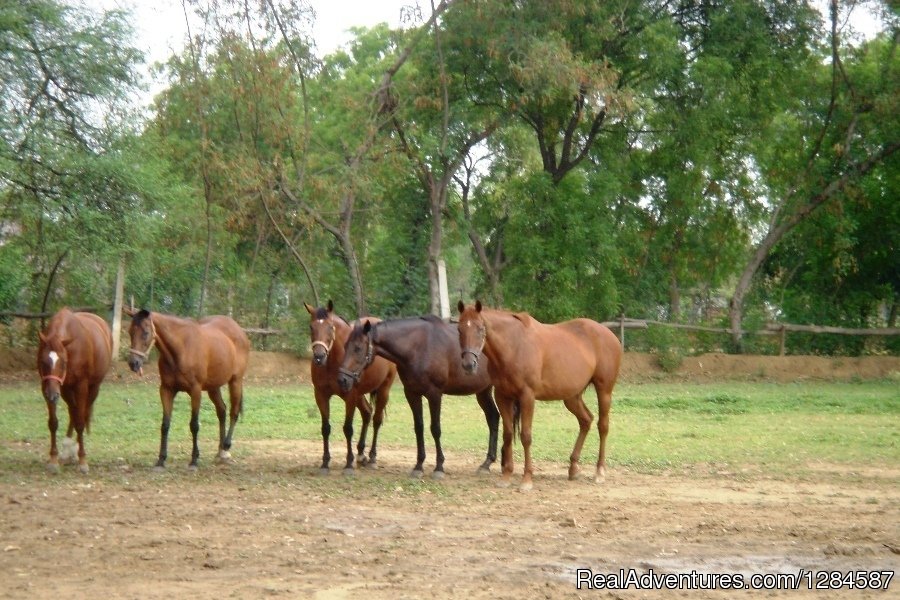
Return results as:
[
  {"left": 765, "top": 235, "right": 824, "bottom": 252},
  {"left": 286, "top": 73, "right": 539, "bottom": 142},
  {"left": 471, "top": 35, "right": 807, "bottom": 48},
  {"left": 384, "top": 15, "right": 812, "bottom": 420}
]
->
[
  {"left": 457, "top": 300, "right": 487, "bottom": 375},
  {"left": 304, "top": 300, "right": 336, "bottom": 367},
  {"left": 337, "top": 319, "right": 375, "bottom": 392},
  {"left": 37, "top": 332, "right": 67, "bottom": 404},
  {"left": 127, "top": 309, "right": 156, "bottom": 375}
]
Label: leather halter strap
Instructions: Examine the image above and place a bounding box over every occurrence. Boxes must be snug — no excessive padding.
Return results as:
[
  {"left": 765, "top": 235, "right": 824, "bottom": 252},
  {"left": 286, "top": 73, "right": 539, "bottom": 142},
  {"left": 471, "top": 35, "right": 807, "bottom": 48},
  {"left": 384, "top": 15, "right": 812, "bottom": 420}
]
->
[
  {"left": 337, "top": 335, "right": 375, "bottom": 384},
  {"left": 311, "top": 321, "right": 336, "bottom": 356},
  {"left": 41, "top": 374, "right": 65, "bottom": 385},
  {"left": 129, "top": 316, "right": 157, "bottom": 359}
]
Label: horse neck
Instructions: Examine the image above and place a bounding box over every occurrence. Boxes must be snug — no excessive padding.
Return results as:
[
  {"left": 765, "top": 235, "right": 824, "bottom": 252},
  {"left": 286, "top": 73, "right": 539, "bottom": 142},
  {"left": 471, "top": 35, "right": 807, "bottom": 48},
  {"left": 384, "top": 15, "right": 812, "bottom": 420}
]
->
[
  {"left": 372, "top": 320, "right": 422, "bottom": 365},
  {"left": 150, "top": 313, "right": 190, "bottom": 361},
  {"left": 482, "top": 311, "right": 520, "bottom": 368}
]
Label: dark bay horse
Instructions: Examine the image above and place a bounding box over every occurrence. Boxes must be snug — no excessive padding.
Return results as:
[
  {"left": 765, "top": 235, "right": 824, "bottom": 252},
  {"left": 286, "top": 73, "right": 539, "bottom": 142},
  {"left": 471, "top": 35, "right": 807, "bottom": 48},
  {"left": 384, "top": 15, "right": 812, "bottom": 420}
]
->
[
  {"left": 126, "top": 309, "right": 250, "bottom": 469},
  {"left": 337, "top": 315, "right": 499, "bottom": 479},
  {"left": 36, "top": 308, "right": 112, "bottom": 473},
  {"left": 457, "top": 301, "right": 622, "bottom": 490},
  {"left": 305, "top": 301, "right": 396, "bottom": 474}
]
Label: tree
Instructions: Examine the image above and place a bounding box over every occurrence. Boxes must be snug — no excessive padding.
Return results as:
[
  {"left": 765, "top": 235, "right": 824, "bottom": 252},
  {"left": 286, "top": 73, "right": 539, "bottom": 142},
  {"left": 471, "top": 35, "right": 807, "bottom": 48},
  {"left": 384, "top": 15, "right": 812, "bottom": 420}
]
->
[
  {"left": 0, "top": 0, "right": 181, "bottom": 315},
  {"left": 727, "top": 2, "right": 900, "bottom": 349}
]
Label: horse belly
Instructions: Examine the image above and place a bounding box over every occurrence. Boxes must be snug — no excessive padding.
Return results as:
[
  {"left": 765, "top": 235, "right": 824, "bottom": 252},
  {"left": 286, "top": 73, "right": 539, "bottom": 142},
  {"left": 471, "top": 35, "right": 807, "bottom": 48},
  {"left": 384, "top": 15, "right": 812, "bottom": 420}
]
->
[{"left": 533, "top": 345, "right": 595, "bottom": 400}]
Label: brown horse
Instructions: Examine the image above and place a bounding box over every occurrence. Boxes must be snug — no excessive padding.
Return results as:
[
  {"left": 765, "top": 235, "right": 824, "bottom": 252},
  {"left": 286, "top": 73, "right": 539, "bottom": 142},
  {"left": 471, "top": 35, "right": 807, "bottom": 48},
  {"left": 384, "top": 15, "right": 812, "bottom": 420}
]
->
[
  {"left": 126, "top": 309, "right": 250, "bottom": 469},
  {"left": 337, "top": 315, "right": 500, "bottom": 478},
  {"left": 457, "top": 301, "right": 622, "bottom": 490},
  {"left": 304, "top": 301, "right": 396, "bottom": 474},
  {"left": 36, "top": 308, "right": 112, "bottom": 473}
]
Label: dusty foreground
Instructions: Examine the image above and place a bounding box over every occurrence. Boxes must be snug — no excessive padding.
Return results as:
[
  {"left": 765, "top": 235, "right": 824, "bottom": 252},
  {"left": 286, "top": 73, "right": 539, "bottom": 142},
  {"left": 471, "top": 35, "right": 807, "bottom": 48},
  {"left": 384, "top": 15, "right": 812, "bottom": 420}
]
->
[{"left": 1, "top": 440, "right": 898, "bottom": 599}]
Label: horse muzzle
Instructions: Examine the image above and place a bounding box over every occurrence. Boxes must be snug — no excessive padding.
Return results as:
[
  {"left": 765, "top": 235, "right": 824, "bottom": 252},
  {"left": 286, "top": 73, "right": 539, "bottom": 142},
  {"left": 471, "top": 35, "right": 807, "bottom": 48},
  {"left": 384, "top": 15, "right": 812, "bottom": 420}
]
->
[
  {"left": 336, "top": 371, "right": 356, "bottom": 393},
  {"left": 127, "top": 357, "right": 144, "bottom": 375},
  {"left": 461, "top": 350, "right": 480, "bottom": 374},
  {"left": 312, "top": 351, "right": 328, "bottom": 366}
]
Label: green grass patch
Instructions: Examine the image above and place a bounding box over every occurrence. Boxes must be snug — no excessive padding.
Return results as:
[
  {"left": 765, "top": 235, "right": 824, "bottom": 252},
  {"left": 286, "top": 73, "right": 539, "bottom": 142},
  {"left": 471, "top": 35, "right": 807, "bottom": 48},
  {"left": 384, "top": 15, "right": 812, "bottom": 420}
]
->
[{"left": 1, "top": 380, "right": 897, "bottom": 480}]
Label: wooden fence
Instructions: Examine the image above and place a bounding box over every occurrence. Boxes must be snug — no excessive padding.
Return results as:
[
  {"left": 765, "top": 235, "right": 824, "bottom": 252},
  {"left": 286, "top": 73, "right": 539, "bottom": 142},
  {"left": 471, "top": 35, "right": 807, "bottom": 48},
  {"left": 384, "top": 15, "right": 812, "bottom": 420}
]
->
[
  {"left": 5, "top": 309, "right": 898, "bottom": 356},
  {"left": 598, "top": 316, "right": 900, "bottom": 355}
]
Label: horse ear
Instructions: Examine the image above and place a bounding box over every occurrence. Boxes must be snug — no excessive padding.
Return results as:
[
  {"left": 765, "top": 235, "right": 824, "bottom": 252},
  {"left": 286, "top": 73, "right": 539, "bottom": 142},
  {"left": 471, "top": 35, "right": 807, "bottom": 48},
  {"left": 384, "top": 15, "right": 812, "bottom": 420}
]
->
[
  {"left": 475, "top": 300, "right": 483, "bottom": 313},
  {"left": 38, "top": 331, "right": 48, "bottom": 343},
  {"left": 123, "top": 306, "right": 136, "bottom": 317},
  {"left": 327, "top": 299, "right": 334, "bottom": 314},
  {"left": 457, "top": 300, "right": 465, "bottom": 314},
  {"left": 304, "top": 302, "right": 315, "bottom": 316},
  {"left": 363, "top": 320, "right": 372, "bottom": 334}
]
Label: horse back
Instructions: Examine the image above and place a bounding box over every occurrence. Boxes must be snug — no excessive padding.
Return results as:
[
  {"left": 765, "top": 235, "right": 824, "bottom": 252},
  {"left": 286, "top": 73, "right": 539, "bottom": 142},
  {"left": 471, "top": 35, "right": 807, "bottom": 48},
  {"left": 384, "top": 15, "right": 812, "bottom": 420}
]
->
[{"left": 196, "top": 316, "right": 250, "bottom": 383}]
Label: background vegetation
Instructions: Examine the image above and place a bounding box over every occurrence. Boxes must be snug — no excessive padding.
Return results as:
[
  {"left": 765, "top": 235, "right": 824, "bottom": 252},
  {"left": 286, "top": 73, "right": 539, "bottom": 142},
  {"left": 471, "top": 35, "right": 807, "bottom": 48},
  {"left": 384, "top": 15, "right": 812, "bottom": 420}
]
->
[{"left": 1, "top": 0, "right": 897, "bottom": 356}]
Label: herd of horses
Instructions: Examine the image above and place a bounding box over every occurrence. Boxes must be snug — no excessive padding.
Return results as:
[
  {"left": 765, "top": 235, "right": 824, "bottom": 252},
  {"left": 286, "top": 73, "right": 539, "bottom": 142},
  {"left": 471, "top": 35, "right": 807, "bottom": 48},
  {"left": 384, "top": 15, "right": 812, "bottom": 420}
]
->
[{"left": 36, "top": 301, "right": 622, "bottom": 490}]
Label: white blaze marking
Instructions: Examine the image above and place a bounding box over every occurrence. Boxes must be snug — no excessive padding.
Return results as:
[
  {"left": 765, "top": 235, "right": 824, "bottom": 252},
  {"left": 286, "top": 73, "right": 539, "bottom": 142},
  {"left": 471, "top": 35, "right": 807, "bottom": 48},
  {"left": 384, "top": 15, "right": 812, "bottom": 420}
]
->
[{"left": 48, "top": 351, "right": 59, "bottom": 369}]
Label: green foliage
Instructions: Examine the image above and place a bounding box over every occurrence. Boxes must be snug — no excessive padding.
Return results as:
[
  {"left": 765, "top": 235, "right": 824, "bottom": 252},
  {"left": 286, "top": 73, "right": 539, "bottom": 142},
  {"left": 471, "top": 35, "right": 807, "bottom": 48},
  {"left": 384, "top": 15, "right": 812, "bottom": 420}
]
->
[{"left": 500, "top": 172, "right": 619, "bottom": 321}]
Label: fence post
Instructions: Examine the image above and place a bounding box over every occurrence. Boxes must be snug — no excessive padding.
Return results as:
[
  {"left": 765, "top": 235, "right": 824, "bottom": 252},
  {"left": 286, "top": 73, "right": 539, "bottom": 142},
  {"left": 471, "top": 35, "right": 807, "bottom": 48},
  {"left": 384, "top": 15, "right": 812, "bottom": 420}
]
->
[
  {"left": 619, "top": 313, "right": 626, "bottom": 351},
  {"left": 779, "top": 325, "right": 786, "bottom": 356}
]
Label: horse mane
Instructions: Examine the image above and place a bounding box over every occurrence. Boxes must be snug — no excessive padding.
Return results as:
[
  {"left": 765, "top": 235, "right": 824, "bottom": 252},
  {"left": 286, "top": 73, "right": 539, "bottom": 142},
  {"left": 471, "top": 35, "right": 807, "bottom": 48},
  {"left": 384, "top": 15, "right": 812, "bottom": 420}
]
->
[{"left": 511, "top": 311, "right": 534, "bottom": 327}]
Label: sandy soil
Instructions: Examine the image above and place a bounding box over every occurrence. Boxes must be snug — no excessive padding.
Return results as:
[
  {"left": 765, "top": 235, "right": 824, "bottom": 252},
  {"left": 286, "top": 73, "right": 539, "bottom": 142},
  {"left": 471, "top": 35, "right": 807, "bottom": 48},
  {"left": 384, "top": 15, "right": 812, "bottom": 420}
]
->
[
  {"left": 1, "top": 440, "right": 898, "bottom": 599},
  {"left": 2, "top": 350, "right": 898, "bottom": 598}
]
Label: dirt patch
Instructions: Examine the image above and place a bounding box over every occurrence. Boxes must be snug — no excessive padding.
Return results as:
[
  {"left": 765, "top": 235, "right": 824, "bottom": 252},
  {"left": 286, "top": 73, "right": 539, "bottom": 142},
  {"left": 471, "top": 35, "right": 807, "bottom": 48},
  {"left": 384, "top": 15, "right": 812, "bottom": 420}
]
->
[
  {"left": 5, "top": 346, "right": 899, "bottom": 384},
  {"left": 0, "top": 440, "right": 897, "bottom": 599}
]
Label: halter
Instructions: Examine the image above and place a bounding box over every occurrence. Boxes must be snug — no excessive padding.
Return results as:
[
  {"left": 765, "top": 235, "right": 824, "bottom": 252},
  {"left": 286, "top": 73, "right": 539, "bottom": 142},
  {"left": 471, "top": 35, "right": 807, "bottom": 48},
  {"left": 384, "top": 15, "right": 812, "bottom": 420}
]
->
[
  {"left": 129, "top": 316, "right": 157, "bottom": 359},
  {"left": 460, "top": 323, "right": 487, "bottom": 369},
  {"left": 337, "top": 333, "right": 375, "bottom": 385},
  {"left": 41, "top": 374, "right": 66, "bottom": 385},
  {"left": 310, "top": 321, "right": 336, "bottom": 358}
]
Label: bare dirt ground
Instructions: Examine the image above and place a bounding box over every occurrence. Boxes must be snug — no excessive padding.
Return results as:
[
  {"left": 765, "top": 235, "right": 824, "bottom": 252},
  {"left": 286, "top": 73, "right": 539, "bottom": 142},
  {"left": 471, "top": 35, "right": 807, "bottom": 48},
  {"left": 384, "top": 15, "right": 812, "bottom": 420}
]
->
[{"left": 1, "top": 349, "right": 898, "bottom": 599}]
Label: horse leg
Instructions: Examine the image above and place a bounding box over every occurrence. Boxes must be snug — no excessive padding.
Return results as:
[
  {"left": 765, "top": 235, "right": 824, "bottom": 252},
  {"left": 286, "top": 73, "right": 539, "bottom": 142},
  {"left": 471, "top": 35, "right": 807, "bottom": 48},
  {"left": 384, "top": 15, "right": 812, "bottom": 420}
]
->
[
  {"left": 475, "top": 389, "right": 500, "bottom": 473},
  {"left": 208, "top": 387, "right": 229, "bottom": 464},
  {"left": 519, "top": 393, "right": 536, "bottom": 492},
  {"left": 595, "top": 388, "right": 613, "bottom": 483},
  {"left": 155, "top": 387, "right": 176, "bottom": 470},
  {"left": 314, "top": 389, "right": 331, "bottom": 474},
  {"left": 188, "top": 387, "right": 203, "bottom": 469},
  {"left": 342, "top": 398, "right": 357, "bottom": 474},
  {"left": 496, "top": 395, "right": 516, "bottom": 488},
  {"left": 427, "top": 393, "right": 445, "bottom": 479},
  {"left": 73, "top": 383, "right": 101, "bottom": 474},
  {"left": 224, "top": 378, "right": 244, "bottom": 452},
  {"left": 563, "top": 393, "right": 594, "bottom": 481},
  {"left": 405, "top": 390, "right": 426, "bottom": 478},
  {"left": 368, "top": 389, "right": 388, "bottom": 468},
  {"left": 46, "top": 398, "right": 60, "bottom": 473},
  {"left": 354, "top": 394, "right": 372, "bottom": 468}
]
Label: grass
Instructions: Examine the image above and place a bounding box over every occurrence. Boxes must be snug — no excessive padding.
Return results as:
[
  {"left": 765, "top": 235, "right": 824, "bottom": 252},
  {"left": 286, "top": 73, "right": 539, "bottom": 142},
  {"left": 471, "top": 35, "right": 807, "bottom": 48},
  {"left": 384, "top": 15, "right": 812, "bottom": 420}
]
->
[{"left": 1, "top": 379, "right": 897, "bottom": 480}]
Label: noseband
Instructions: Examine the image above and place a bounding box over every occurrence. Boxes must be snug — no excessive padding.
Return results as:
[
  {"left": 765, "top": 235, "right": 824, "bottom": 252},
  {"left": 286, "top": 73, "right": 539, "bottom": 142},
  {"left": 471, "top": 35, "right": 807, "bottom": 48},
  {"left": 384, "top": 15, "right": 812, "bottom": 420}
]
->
[
  {"left": 41, "top": 374, "right": 65, "bottom": 385},
  {"left": 461, "top": 325, "right": 487, "bottom": 369},
  {"left": 311, "top": 322, "right": 336, "bottom": 358},
  {"left": 337, "top": 334, "right": 375, "bottom": 385},
  {"left": 129, "top": 317, "right": 157, "bottom": 360}
]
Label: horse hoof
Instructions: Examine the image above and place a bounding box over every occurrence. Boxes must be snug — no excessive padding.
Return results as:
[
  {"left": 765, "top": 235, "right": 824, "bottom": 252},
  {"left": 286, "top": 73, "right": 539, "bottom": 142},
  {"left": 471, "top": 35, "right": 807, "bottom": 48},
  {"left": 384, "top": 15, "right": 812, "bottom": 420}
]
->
[
  {"left": 519, "top": 481, "right": 533, "bottom": 493},
  {"left": 568, "top": 465, "right": 580, "bottom": 481},
  {"left": 152, "top": 465, "right": 166, "bottom": 473},
  {"left": 410, "top": 469, "right": 425, "bottom": 479},
  {"left": 343, "top": 467, "right": 356, "bottom": 477},
  {"left": 187, "top": 464, "right": 199, "bottom": 472},
  {"left": 318, "top": 467, "right": 331, "bottom": 476},
  {"left": 356, "top": 456, "right": 369, "bottom": 467},
  {"left": 431, "top": 470, "right": 445, "bottom": 481},
  {"left": 46, "top": 462, "right": 60, "bottom": 474},
  {"left": 364, "top": 459, "right": 378, "bottom": 470},
  {"left": 78, "top": 463, "right": 90, "bottom": 475},
  {"left": 216, "top": 451, "right": 232, "bottom": 464},
  {"left": 476, "top": 465, "right": 492, "bottom": 475}
]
